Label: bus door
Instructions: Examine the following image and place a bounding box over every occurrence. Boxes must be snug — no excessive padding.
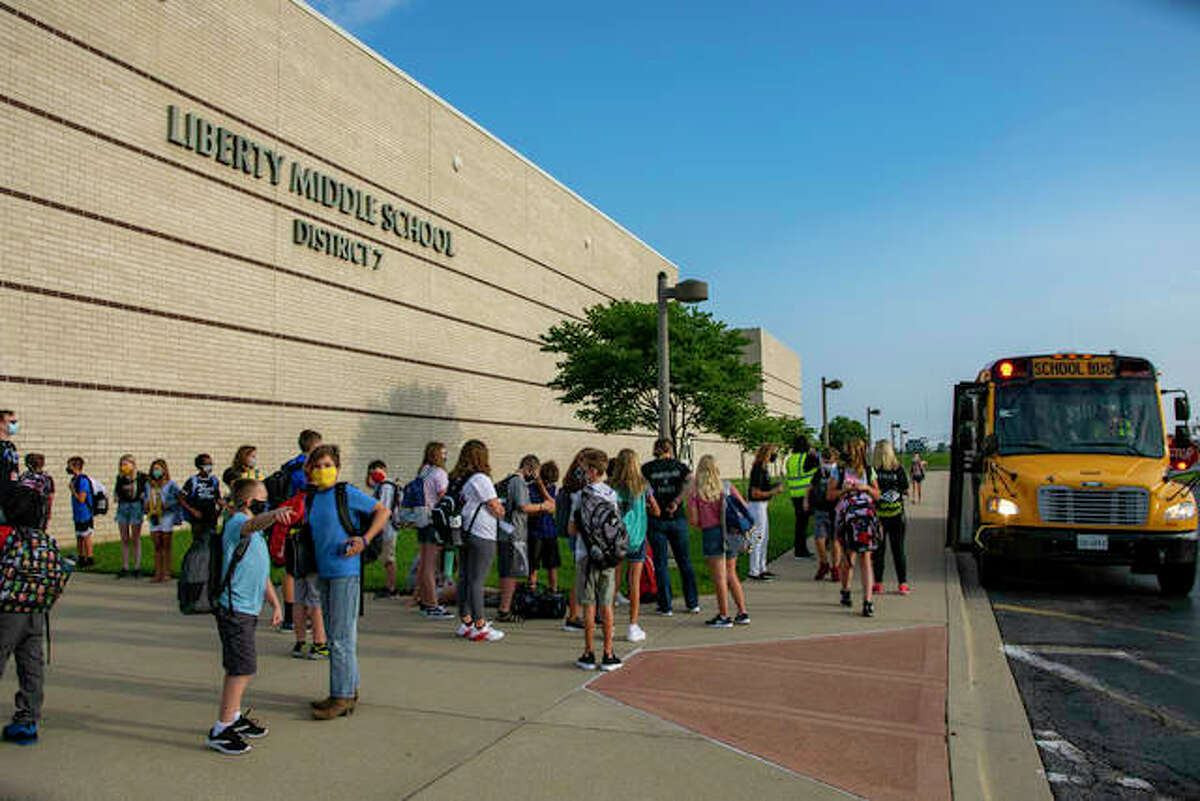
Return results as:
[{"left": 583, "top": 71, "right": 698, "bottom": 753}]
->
[{"left": 948, "top": 382, "right": 987, "bottom": 548}]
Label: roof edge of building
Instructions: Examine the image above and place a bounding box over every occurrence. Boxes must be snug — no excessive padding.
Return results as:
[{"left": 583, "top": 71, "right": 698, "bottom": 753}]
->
[{"left": 289, "top": 0, "right": 682, "bottom": 280}]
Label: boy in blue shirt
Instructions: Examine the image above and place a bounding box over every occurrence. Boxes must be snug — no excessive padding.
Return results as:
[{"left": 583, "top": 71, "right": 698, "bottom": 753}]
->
[
  {"left": 66, "top": 457, "right": 95, "bottom": 567},
  {"left": 206, "top": 479, "right": 291, "bottom": 756}
]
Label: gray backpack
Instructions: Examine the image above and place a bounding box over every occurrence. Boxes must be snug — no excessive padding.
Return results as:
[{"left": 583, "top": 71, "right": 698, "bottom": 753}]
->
[{"left": 573, "top": 487, "right": 629, "bottom": 569}]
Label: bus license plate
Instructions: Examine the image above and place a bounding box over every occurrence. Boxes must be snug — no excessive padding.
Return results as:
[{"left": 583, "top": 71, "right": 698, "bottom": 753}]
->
[{"left": 1077, "top": 534, "right": 1108, "bottom": 551}]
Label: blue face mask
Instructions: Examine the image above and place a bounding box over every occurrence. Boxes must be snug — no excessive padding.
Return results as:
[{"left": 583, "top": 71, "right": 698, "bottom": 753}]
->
[{"left": 6, "top": 422, "right": 18, "bottom": 436}]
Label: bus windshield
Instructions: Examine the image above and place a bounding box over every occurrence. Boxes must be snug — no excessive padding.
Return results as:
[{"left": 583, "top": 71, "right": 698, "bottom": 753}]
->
[{"left": 995, "top": 379, "right": 1164, "bottom": 457}]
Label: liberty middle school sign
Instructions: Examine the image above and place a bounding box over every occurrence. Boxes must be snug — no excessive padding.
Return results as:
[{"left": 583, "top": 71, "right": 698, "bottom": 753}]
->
[{"left": 165, "top": 105, "right": 457, "bottom": 270}]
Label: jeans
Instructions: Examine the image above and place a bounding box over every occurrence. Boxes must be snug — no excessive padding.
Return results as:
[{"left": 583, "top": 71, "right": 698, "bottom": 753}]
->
[
  {"left": 646, "top": 516, "right": 698, "bottom": 611},
  {"left": 0, "top": 612, "right": 44, "bottom": 724},
  {"left": 872, "top": 516, "right": 908, "bottom": 585},
  {"left": 457, "top": 534, "right": 496, "bottom": 622},
  {"left": 791, "top": 497, "right": 811, "bottom": 556},
  {"left": 319, "top": 576, "right": 360, "bottom": 699},
  {"left": 749, "top": 501, "right": 770, "bottom": 576}
]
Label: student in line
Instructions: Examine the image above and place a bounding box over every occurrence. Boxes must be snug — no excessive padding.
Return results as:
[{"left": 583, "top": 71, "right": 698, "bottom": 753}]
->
[
  {"left": 747, "top": 444, "right": 785, "bottom": 580},
  {"left": 609, "top": 448, "right": 658, "bottom": 643},
  {"left": 451, "top": 440, "right": 505, "bottom": 643},
  {"left": 145, "top": 459, "right": 181, "bottom": 583},
  {"left": 0, "top": 410, "right": 18, "bottom": 483},
  {"left": 113, "top": 454, "right": 146, "bottom": 578},
  {"left": 527, "top": 461, "right": 560, "bottom": 593},
  {"left": 366, "top": 460, "right": 400, "bottom": 600},
  {"left": 810, "top": 447, "right": 841, "bottom": 582},
  {"left": 67, "top": 457, "right": 96, "bottom": 568},
  {"left": 689, "top": 455, "right": 750, "bottom": 628},
  {"left": 642, "top": 439, "right": 699, "bottom": 615},
  {"left": 279, "top": 429, "right": 323, "bottom": 633},
  {"left": 205, "top": 478, "right": 289, "bottom": 756},
  {"left": 180, "top": 453, "right": 223, "bottom": 556},
  {"left": 18, "top": 454, "right": 55, "bottom": 534},
  {"left": 871, "top": 440, "right": 911, "bottom": 596},
  {"left": 306, "top": 445, "right": 389, "bottom": 719},
  {"left": 230, "top": 445, "right": 266, "bottom": 482},
  {"left": 571, "top": 448, "right": 623, "bottom": 672},
  {"left": 495, "top": 455, "right": 552, "bottom": 623},
  {"left": 413, "top": 442, "right": 452, "bottom": 619},
  {"left": 559, "top": 450, "right": 588, "bottom": 631},
  {"left": 828, "top": 438, "right": 881, "bottom": 617}
]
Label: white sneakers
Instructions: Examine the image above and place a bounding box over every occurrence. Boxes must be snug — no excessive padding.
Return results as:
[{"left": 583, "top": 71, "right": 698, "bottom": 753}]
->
[
  {"left": 627, "top": 623, "right": 646, "bottom": 643},
  {"left": 614, "top": 592, "right": 629, "bottom": 607},
  {"left": 455, "top": 622, "right": 471, "bottom": 638},
  {"left": 467, "top": 624, "right": 505, "bottom": 643}
]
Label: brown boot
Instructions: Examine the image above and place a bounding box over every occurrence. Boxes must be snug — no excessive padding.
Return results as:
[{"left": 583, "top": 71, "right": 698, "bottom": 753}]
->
[
  {"left": 311, "top": 690, "right": 359, "bottom": 710},
  {"left": 312, "top": 697, "right": 356, "bottom": 720}
]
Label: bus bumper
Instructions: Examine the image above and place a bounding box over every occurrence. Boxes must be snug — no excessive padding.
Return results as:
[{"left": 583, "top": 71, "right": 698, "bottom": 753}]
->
[{"left": 978, "top": 526, "right": 1198, "bottom": 568}]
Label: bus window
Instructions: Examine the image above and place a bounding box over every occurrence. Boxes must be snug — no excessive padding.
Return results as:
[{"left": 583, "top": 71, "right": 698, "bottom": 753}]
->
[{"left": 995, "top": 380, "right": 1164, "bottom": 458}]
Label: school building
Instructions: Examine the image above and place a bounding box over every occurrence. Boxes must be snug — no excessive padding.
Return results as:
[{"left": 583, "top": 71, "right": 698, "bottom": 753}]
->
[{"left": 1, "top": 0, "right": 801, "bottom": 542}]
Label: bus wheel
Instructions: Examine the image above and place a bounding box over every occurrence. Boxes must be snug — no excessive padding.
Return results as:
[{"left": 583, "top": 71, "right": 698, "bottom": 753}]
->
[
  {"left": 976, "top": 551, "right": 1004, "bottom": 589},
  {"left": 1157, "top": 562, "right": 1197, "bottom": 597}
]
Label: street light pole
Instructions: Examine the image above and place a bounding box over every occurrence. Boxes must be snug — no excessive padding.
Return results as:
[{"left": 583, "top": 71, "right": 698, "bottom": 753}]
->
[
  {"left": 866, "top": 406, "right": 881, "bottom": 445},
  {"left": 656, "top": 271, "right": 709, "bottom": 446},
  {"left": 890, "top": 422, "right": 901, "bottom": 452},
  {"left": 820, "top": 377, "right": 843, "bottom": 447},
  {"left": 900, "top": 428, "right": 909, "bottom": 455}
]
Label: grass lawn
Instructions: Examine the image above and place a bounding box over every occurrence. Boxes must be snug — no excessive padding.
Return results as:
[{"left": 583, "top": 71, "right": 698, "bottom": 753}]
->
[{"left": 68, "top": 484, "right": 807, "bottom": 598}]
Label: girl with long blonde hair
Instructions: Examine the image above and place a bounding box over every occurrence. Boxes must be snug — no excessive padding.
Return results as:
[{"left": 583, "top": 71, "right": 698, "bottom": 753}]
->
[
  {"left": 610, "top": 449, "right": 660, "bottom": 642},
  {"left": 688, "top": 455, "right": 750, "bottom": 627},
  {"left": 871, "top": 440, "right": 911, "bottom": 595},
  {"left": 827, "top": 438, "right": 881, "bottom": 616}
]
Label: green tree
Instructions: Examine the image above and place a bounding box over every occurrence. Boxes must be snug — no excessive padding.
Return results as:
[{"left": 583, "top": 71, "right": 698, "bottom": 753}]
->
[
  {"left": 826, "top": 415, "right": 868, "bottom": 451},
  {"left": 540, "top": 300, "right": 762, "bottom": 447},
  {"left": 731, "top": 411, "right": 817, "bottom": 453}
]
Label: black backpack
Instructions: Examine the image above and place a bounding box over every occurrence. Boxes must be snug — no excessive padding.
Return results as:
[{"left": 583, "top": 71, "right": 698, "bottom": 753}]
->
[
  {"left": 512, "top": 585, "right": 567, "bottom": 619},
  {"left": 809, "top": 465, "right": 835, "bottom": 512},
  {"left": 573, "top": 487, "right": 629, "bottom": 569},
  {"left": 431, "top": 475, "right": 470, "bottom": 547},
  {"left": 265, "top": 461, "right": 304, "bottom": 508},
  {"left": 178, "top": 521, "right": 254, "bottom": 616}
]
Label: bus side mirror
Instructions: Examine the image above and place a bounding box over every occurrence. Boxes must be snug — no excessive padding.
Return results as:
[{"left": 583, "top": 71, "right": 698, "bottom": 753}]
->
[
  {"left": 957, "top": 422, "right": 977, "bottom": 457},
  {"left": 1176, "top": 425, "right": 1192, "bottom": 447},
  {"left": 1175, "top": 397, "right": 1190, "bottom": 422}
]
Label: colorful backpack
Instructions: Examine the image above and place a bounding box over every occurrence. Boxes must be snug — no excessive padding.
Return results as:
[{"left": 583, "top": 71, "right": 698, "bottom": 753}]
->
[
  {"left": 835, "top": 468, "right": 881, "bottom": 547},
  {"left": 0, "top": 526, "right": 73, "bottom": 613}
]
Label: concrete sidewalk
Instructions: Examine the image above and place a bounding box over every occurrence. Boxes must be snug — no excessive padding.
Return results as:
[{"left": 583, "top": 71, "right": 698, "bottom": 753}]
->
[{"left": 0, "top": 473, "right": 1049, "bottom": 801}]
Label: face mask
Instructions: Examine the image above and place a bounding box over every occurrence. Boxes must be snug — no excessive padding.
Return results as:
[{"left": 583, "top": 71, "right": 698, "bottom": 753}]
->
[
  {"left": 199, "top": 464, "right": 212, "bottom": 475},
  {"left": 311, "top": 466, "right": 338, "bottom": 489},
  {"left": 6, "top": 422, "right": 18, "bottom": 436},
  {"left": 120, "top": 464, "right": 134, "bottom": 476},
  {"left": 248, "top": 499, "right": 269, "bottom": 515},
  {"left": 770, "top": 453, "right": 778, "bottom": 463},
  {"left": 247, "top": 456, "right": 257, "bottom": 468},
  {"left": 369, "top": 469, "right": 387, "bottom": 485},
  {"left": 151, "top": 468, "right": 164, "bottom": 480}
]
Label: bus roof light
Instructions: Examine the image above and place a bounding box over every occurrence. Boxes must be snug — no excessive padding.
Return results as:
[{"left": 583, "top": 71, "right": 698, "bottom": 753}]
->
[{"left": 998, "top": 361, "right": 1015, "bottom": 379}]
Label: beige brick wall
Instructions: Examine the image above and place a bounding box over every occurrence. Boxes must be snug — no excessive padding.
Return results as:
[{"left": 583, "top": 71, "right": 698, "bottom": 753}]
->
[
  {"left": 2, "top": 0, "right": 741, "bottom": 543},
  {"left": 737, "top": 328, "right": 803, "bottom": 419}
]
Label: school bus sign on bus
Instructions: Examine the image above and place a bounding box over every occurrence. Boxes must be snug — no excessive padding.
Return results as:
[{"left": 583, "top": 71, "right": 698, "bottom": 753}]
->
[{"left": 947, "top": 353, "right": 1198, "bottom": 596}]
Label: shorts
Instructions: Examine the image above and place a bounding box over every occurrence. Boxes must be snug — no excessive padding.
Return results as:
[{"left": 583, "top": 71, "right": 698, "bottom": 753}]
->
[
  {"left": 812, "top": 510, "right": 833, "bottom": 541},
  {"left": 625, "top": 539, "right": 646, "bottom": 564},
  {"left": 115, "top": 502, "right": 144, "bottom": 525},
  {"left": 912, "top": 474, "right": 924, "bottom": 484},
  {"left": 73, "top": 518, "right": 94, "bottom": 535},
  {"left": 498, "top": 539, "right": 529, "bottom": 579},
  {"left": 701, "top": 525, "right": 737, "bottom": 559},
  {"left": 294, "top": 573, "right": 321, "bottom": 608},
  {"left": 216, "top": 608, "right": 258, "bottom": 676},
  {"left": 527, "top": 537, "right": 561, "bottom": 571},
  {"left": 574, "top": 560, "right": 615, "bottom": 607},
  {"left": 416, "top": 524, "right": 440, "bottom": 546},
  {"left": 378, "top": 528, "right": 398, "bottom": 565}
]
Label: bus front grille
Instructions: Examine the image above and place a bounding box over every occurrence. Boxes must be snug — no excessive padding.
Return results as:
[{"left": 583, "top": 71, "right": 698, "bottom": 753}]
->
[{"left": 1037, "top": 486, "right": 1149, "bottom": 526}]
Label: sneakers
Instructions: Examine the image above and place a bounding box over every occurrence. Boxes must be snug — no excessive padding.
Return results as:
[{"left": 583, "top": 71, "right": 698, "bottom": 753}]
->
[
  {"left": 230, "top": 710, "right": 268, "bottom": 739},
  {"left": 374, "top": 589, "right": 399, "bottom": 600},
  {"left": 898, "top": 583, "right": 911, "bottom": 596},
  {"left": 600, "top": 653, "right": 623, "bottom": 672},
  {"left": 468, "top": 624, "right": 504, "bottom": 643},
  {"left": 562, "top": 617, "right": 585, "bottom": 631},
  {"left": 424, "top": 605, "right": 456, "bottom": 620},
  {"left": 278, "top": 622, "right": 295, "bottom": 633},
  {"left": 309, "top": 643, "right": 330, "bottom": 660},
  {"left": 627, "top": 623, "right": 646, "bottom": 642},
  {"left": 576, "top": 651, "right": 597, "bottom": 670},
  {"left": 654, "top": 608, "right": 674, "bottom": 617},
  {"left": 762, "top": 571, "right": 778, "bottom": 579},
  {"left": 863, "top": 600, "right": 875, "bottom": 618},
  {"left": 291, "top": 642, "right": 308, "bottom": 659},
  {"left": 872, "top": 582, "right": 885, "bottom": 594},
  {"left": 829, "top": 567, "right": 840, "bottom": 582},
  {"left": 704, "top": 614, "right": 734, "bottom": 628},
  {"left": 206, "top": 726, "right": 250, "bottom": 756},
  {"left": 495, "top": 610, "right": 523, "bottom": 623},
  {"left": 840, "top": 590, "right": 852, "bottom": 607},
  {"left": 115, "top": 569, "right": 128, "bottom": 579},
  {"left": 687, "top": 605, "right": 702, "bottom": 614},
  {"left": 733, "top": 612, "right": 751, "bottom": 625},
  {"left": 747, "top": 574, "right": 766, "bottom": 582},
  {"left": 814, "top": 562, "right": 830, "bottom": 581},
  {"left": 614, "top": 592, "right": 629, "bottom": 607},
  {"left": 2, "top": 721, "right": 37, "bottom": 746},
  {"left": 455, "top": 622, "right": 472, "bottom": 638}
]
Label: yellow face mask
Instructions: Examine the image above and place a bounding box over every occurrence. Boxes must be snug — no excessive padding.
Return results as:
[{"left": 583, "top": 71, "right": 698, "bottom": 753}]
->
[{"left": 311, "top": 466, "right": 338, "bottom": 490}]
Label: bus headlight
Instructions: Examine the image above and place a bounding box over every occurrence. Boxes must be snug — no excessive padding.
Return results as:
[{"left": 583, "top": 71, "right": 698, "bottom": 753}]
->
[
  {"left": 987, "top": 498, "right": 1019, "bottom": 517},
  {"left": 1165, "top": 500, "right": 1196, "bottom": 522}
]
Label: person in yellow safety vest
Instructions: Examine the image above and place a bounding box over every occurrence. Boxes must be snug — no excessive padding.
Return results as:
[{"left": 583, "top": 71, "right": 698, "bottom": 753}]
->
[{"left": 784, "top": 436, "right": 820, "bottom": 559}]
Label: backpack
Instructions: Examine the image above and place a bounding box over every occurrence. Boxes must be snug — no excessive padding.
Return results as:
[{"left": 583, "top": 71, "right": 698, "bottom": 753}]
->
[
  {"left": 268, "top": 494, "right": 305, "bottom": 567},
  {"left": 618, "top": 490, "right": 648, "bottom": 550},
  {"left": 512, "top": 585, "right": 567, "bottom": 619},
  {"left": 573, "top": 486, "right": 629, "bottom": 569},
  {"left": 721, "top": 481, "right": 759, "bottom": 554},
  {"left": 18, "top": 472, "right": 53, "bottom": 527},
  {"left": 430, "top": 476, "right": 468, "bottom": 547},
  {"left": 265, "top": 460, "right": 304, "bottom": 507},
  {"left": 553, "top": 491, "right": 574, "bottom": 538},
  {"left": 0, "top": 526, "right": 72, "bottom": 614},
  {"left": 395, "top": 469, "right": 431, "bottom": 529},
  {"left": 89, "top": 477, "right": 110, "bottom": 516},
  {"left": 808, "top": 465, "right": 834, "bottom": 512},
  {"left": 835, "top": 468, "right": 882, "bottom": 547},
  {"left": 372, "top": 479, "right": 403, "bottom": 530},
  {"left": 178, "top": 525, "right": 221, "bottom": 615}
]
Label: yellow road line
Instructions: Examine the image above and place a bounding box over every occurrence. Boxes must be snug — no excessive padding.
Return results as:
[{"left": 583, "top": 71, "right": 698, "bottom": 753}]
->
[{"left": 992, "top": 603, "right": 1195, "bottom": 642}]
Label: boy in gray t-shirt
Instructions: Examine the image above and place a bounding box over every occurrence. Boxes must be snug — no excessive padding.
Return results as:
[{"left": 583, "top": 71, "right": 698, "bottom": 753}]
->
[{"left": 495, "top": 455, "right": 552, "bottom": 622}]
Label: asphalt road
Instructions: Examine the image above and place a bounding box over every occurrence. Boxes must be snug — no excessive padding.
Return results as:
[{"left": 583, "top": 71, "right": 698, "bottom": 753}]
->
[{"left": 979, "top": 556, "right": 1199, "bottom": 801}]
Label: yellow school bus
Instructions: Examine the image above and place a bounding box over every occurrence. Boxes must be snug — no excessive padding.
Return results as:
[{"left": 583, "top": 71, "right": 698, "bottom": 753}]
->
[{"left": 947, "top": 353, "right": 1197, "bottom": 595}]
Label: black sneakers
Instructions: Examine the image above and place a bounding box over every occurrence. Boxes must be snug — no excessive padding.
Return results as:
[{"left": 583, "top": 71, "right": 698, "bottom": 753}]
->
[
  {"left": 231, "top": 711, "right": 268, "bottom": 739},
  {"left": 862, "top": 600, "right": 875, "bottom": 618},
  {"left": 206, "top": 726, "right": 250, "bottom": 756},
  {"left": 291, "top": 642, "right": 307, "bottom": 659},
  {"left": 840, "top": 590, "right": 852, "bottom": 607},
  {"left": 576, "top": 651, "right": 597, "bottom": 670},
  {"left": 600, "top": 653, "right": 623, "bottom": 672},
  {"left": 733, "top": 612, "right": 751, "bottom": 625},
  {"left": 704, "top": 615, "right": 734, "bottom": 628}
]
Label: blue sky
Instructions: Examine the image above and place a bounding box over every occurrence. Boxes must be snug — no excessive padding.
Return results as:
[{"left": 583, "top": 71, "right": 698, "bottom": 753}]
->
[{"left": 312, "top": 0, "right": 1200, "bottom": 442}]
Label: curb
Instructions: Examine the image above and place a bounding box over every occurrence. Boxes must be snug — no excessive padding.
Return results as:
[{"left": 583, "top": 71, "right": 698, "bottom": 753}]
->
[{"left": 945, "top": 548, "right": 1053, "bottom": 801}]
